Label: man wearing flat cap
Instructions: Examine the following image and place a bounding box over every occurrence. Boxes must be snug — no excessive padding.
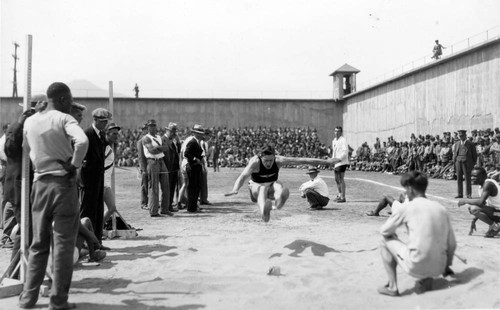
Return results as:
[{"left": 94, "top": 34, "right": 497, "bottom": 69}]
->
[
  {"left": 299, "top": 167, "right": 330, "bottom": 210},
  {"left": 452, "top": 129, "right": 477, "bottom": 199},
  {"left": 142, "top": 119, "right": 172, "bottom": 217},
  {"left": 69, "top": 102, "right": 87, "bottom": 124},
  {"left": 103, "top": 122, "right": 121, "bottom": 224},
  {"left": 162, "top": 122, "right": 181, "bottom": 212},
  {"left": 80, "top": 107, "right": 112, "bottom": 246}
]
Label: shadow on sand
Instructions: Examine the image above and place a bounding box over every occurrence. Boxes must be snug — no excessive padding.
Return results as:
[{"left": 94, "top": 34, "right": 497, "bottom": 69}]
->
[
  {"left": 71, "top": 277, "right": 206, "bottom": 309},
  {"left": 399, "top": 267, "right": 484, "bottom": 296}
]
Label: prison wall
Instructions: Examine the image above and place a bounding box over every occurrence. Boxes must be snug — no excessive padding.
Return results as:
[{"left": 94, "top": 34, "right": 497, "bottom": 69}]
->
[
  {"left": 0, "top": 97, "right": 342, "bottom": 145},
  {"left": 343, "top": 37, "right": 500, "bottom": 148}
]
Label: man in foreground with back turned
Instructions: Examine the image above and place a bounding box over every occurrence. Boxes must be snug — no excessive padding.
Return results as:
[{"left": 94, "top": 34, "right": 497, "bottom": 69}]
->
[
  {"left": 19, "top": 82, "right": 89, "bottom": 310},
  {"left": 378, "top": 171, "right": 456, "bottom": 297}
]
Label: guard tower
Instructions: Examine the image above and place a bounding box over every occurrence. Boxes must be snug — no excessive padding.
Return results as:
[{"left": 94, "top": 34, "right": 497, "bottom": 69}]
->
[{"left": 329, "top": 64, "right": 360, "bottom": 100}]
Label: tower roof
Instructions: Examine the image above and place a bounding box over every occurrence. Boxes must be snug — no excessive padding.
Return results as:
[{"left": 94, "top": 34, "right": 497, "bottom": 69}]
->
[{"left": 329, "top": 63, "right": 360, "bottom": 76}]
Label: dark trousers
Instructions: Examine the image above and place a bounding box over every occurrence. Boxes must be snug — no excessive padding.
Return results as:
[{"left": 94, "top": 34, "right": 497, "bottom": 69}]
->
[
  {"left": 168, "top": 169, "right": 178, "bottom": 208},
  {"left": 455, "top": 160, "right": 472, "bottom": 197},
  {"left": 80, "top": 170, "right": 104, "bottom": 244},
  {"left": 199, "top": 165, "right": 208, "bottom": 203},
  {"left": 2, "top": 201, "right": 17, "bottom": 241},
  {"left": 304, "top": 189, "right": 330, "bottom": 208},
  {"left": 20, "top": 175, "right": 79, "bottom": 309},
  {"left": 140, "top": 171, "right": 149, "bottom": 208},
  {"left": 186, "top": 163, "right": 202, "bottom": 212}
]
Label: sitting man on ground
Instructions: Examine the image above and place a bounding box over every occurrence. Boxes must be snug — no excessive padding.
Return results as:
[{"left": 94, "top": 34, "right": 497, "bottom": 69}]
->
[
  {"left": 378, "top": 171, "right": 456, "bottom": 296},
  {"left": 458, "top": 166, "right": 500, "bottom": 237},
  {"left": 366, "top": 192, "right": 407, "bottom": 217},
  {"left": 226, "top": 144, "right": 339, "bottom": 222},
  {"left": 77, "top": 217, "right": 106, "bottom": 262},
  {"left": 299, "top": 167, "right": 330, "bottom": 210}
]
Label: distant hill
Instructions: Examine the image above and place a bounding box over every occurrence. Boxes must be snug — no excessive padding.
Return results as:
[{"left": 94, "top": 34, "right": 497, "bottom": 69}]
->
[{"left": 68, "top": 79, "right": 129, "bottom": 98}]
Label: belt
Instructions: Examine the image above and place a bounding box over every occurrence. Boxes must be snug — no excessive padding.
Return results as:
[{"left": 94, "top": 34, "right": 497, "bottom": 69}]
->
[{"left": 147, "top": 158, "right": 163, "bottom": 161}]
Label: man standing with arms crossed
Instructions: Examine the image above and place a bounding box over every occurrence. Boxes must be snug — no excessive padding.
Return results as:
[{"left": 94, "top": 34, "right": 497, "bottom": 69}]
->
[
  {"left": 331, "top": 126, "right": 349, "bottom": 203},
  {"left": 19, "top": 82, "right": 89, "bottom": 310},
  {"left": 453, "top": 129, "right": 477, "bottom": 199}
]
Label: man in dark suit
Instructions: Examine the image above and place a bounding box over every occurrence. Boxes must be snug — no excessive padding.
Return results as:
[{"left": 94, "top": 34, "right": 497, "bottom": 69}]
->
[
  {"left": 80, "top": 108, "right": 112, "bottom": 246},
  {"left": 184, "top": 124, "right": 205, "bottom": 213},
  {"left": 162, "top": 122, "right": 181, "bottom": 212},
  {"left": 453, "top": 129, "right": 477, "bottom": 198}
]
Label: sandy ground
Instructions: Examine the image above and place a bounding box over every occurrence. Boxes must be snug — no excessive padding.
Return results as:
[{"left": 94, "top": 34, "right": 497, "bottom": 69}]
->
[{"left": 1, "top": 168, "right": 499, "bottom": 310}]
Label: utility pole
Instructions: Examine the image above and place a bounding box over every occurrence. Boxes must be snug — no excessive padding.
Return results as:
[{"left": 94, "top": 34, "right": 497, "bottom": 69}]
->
[{"left": 12, "top": 41, "right": 19, "bottom": 97}]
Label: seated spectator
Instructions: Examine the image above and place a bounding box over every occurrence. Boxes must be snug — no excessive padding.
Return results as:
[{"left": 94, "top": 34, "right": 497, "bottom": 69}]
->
[{"left": 299, "top": 167, "right": 329, "bottom": 210}]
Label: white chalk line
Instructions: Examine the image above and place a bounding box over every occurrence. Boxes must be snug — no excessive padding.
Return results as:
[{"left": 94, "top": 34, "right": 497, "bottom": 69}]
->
[{"left": 120, "top": 167, "right": 457, "bottom": 203}]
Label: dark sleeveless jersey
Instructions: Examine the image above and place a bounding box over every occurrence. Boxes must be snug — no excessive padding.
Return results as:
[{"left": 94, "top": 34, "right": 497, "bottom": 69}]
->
[{"left": 251, "top": 157, "right": 279, "bottom": 183}]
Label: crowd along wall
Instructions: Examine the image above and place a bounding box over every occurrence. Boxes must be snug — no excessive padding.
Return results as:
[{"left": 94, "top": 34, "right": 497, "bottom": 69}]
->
[
  {"left": 342, "top": 37, "right": 500, "bottom": 148},
  {"left": 0, "top": 97, "right": 342, "bottom": 146}
]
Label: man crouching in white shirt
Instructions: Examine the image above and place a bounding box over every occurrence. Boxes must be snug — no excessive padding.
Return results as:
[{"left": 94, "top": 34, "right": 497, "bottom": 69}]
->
[
  {"left": 299, "top": 167, "right": 329, "bottom": 210},
  {"left": 378, "top": 171, "right": 456, "bottom": 297}
]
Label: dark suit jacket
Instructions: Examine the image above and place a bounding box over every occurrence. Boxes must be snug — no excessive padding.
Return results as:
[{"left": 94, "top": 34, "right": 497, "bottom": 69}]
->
[
  {"left": 4, "top": 121, "right": 23, "bottom": 206},
  {"left": 162, "top": 136, "right": 181, "bottom": 172},
  {"left": 81, "top": 126, "right": 105, "bottom": 185},
  {"left": 184, "top": 136, "right": 203, "bottom": 166},
  {"left": 452, "top": 140, "right": 477, "bottom": 166}
]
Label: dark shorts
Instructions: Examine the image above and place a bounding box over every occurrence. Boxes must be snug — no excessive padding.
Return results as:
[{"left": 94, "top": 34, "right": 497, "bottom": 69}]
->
[{"left": 334, "top": 165, "right": 348, "bottom": 173}]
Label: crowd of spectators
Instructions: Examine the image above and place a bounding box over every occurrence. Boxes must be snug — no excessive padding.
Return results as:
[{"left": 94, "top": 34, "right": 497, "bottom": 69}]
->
[
  {"left": 112, "top": 124, "right": 500, "bottom": 182},
  {"left": 350, "top": 128, "right": 500, "bottom": 182},
  {"left": 113, "top": 126, "right": 330, "bottom": 169}
]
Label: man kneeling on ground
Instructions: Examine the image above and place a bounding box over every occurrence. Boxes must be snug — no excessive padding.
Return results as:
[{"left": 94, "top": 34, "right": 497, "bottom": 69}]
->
[
  {"left": 299, "top": 167, "right": 329, "bottom": 210},
  {"left": 378, "top": 171, "right": 456, "bottom": 296},
  {"left": 458, "top": 166, "right": 500, "bottom": 237}
]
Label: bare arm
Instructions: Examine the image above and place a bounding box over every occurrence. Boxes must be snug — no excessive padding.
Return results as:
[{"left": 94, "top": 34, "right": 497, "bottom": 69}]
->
[
  {"left": 142, "top": 136, "right": 168, "bottom": 154},
  {"left": 228, "top": 157, "right": 260, "bottom": 195},
  {"left": 275, "top": 155, "right": 339, "bottom": 168},
  {"left": 458, "top": 181, "right": 496, "bottom": 207}
]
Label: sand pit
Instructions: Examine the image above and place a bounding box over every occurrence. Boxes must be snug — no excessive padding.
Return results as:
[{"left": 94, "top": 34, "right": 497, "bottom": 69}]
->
[{"left": 1, "top": 168, "right": 499, "bottom": 309}]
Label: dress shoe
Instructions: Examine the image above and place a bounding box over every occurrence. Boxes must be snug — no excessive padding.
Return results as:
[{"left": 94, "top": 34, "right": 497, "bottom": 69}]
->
[
  {"left": 200, "top": 201, "right": 212, "bottom": 205},
  {"left": 454, "top": 195, "right": 463, "bottom": 199},
  {"left": 160, "top": 210, "right": 174, "bottom": 216},
  {"left": 466, "top": 195, "right": 472, "bottom": 199},
  {"left": 99, "top": 245, "right": 111, "bottom": 251},
  {"left": 168, "top": 207, "right": 179, "bottom": 212},
  {"left": 336, "top": 198, "right": 346, "bottom": 203},
  {"left": 150, "top": 214, "right": 162, "bottom": 217}
]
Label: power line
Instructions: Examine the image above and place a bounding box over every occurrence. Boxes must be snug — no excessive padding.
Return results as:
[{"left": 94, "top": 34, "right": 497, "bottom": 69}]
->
[{"left": 12, "top": 42, "right": 19, "bottom": 98}]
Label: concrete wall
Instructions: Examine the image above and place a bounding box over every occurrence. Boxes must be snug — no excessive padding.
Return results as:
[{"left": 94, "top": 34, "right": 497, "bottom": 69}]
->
[
  {"left": 343, "top": 37, "right": 500, "bottom": 148},
  {"left": 0, "top": 97, "right": 343, "bottom": 145}
]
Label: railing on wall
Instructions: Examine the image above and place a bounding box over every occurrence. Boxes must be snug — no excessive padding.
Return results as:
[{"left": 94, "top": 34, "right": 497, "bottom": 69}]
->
[{"left": 357, "top": 25, "right": 500, "bottom": 90}]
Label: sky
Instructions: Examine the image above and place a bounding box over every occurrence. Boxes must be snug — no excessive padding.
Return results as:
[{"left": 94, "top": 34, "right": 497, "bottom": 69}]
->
[{"left": 1, "top": 0, "right": 500, "bottom": 99}]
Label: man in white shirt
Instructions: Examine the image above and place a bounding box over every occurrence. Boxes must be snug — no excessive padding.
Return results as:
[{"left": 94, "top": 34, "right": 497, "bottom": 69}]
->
[
  {"left": 378, "top": 171, "right": 456, "bottom": 297},
  {"left": 299, "top": 167, "right": 329, "bottom": 210},
  {"left": 331, "top": 126, "right": 349, "bottom": 203},
  {"left": 19, "top": 82, "right": 89, "bottom": 310},
  {"left": 142, "top": 119, "right": 172, "bottom": 217}
]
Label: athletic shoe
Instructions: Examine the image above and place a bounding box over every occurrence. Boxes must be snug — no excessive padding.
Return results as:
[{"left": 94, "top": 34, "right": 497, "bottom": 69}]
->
[{"left": 160, "top": 210, "right": 174, "bottom": 216}]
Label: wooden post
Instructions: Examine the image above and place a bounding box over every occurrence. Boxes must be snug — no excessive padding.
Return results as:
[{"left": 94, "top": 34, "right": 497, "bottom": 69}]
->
[
  {"left": 108, "top": 81, "right": 117, "bottom": 232},
  {"left": 20, "top": 34, "right": 33, "bottom": 282}
]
